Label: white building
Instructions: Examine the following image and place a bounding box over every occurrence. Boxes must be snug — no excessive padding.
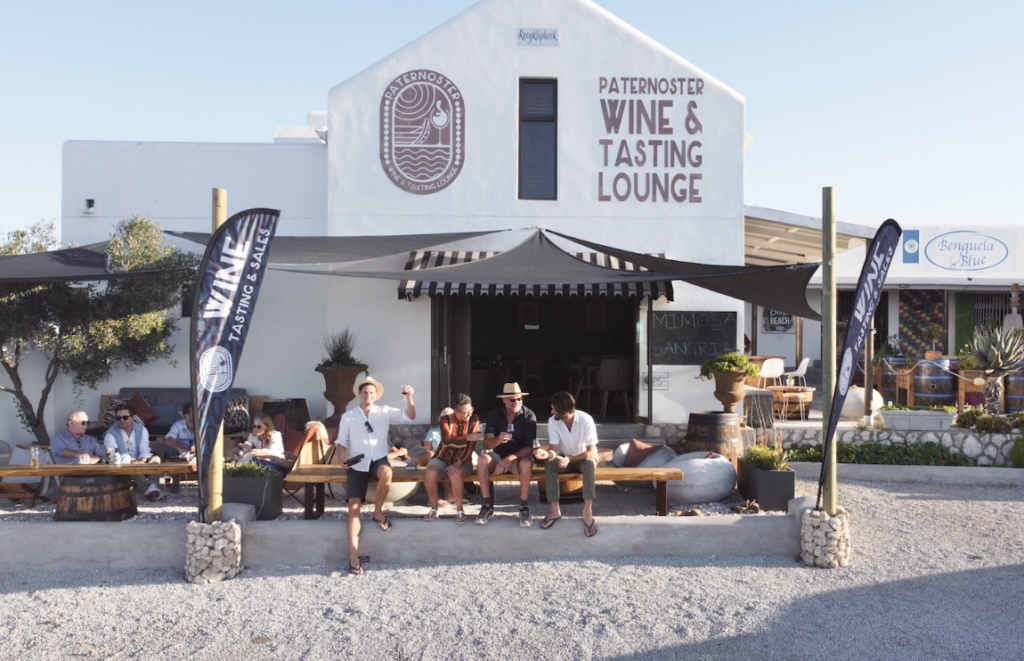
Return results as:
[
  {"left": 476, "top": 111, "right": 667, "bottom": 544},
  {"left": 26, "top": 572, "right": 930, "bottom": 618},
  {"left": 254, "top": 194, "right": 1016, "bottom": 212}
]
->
[{"left": 3, "top": 0, "right": 843, "bottom": 445}]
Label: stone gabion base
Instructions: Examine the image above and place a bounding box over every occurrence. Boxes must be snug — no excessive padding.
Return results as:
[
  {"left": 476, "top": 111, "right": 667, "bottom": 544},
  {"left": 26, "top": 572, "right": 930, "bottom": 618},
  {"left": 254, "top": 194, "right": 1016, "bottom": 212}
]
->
[
  {"left": 800, "top": 507, "right": 851, "bottom": 568},
  {"left": 185, "top": 520, "right": 241, "bottom": 584}
]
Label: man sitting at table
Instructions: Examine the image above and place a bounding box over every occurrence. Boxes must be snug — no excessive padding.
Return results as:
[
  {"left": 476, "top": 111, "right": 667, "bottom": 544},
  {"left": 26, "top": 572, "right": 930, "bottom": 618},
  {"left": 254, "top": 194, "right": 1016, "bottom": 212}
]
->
[
  {"left": 103, "top": 404, "right": 163, "bottom": 501},
  {"left": 50, "top": 410, "right": 104, "bottom": 464},
  {"left": 164, "top": 402, "right": 195, "bottom": 460}
]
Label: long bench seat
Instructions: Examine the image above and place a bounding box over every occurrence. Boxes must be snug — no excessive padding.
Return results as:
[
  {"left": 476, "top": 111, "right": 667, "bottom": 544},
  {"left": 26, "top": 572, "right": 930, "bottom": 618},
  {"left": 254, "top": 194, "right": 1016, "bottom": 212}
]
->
[{"left": 285, "top": 465, "right": 684, "bottom": 519}]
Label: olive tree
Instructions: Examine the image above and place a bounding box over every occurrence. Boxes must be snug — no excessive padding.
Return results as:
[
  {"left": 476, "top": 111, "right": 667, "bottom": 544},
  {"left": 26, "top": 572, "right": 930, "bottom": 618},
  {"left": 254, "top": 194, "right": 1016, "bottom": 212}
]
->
[{"left": 0, "top": 217, "right": 199, "bottom": 444}]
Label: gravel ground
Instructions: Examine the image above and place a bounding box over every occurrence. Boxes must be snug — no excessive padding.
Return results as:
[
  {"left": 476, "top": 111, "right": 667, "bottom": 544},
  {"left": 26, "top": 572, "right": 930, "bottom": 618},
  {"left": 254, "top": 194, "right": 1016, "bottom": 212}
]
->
[{"left": 1, "top": 476, "right": 1022, "bottom": 660}]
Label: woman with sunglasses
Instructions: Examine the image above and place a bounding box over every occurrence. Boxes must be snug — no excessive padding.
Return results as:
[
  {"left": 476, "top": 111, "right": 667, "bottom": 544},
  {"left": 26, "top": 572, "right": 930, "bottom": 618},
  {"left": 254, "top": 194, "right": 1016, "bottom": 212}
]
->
[
  {"left": 235, "top": 413, "right": 288, "bottom": 473},
  {"left": 423, "top": 393, "right": 480, "bottom": 524}
]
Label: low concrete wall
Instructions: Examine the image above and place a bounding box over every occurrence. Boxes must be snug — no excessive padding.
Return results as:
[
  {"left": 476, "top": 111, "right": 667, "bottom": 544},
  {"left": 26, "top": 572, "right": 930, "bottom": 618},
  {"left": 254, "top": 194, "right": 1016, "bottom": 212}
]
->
[
  {"left": 0, "top": 498, "right": 813, "bottom": 573},
  {"left": 791, "top": 462, "right": 1024, "bottom": 486}
]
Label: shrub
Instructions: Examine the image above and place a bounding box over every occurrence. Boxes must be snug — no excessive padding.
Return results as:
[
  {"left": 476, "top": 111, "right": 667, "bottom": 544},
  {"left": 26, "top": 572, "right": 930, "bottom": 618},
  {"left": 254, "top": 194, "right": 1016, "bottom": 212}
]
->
[
  {"left": 696, "top": 350, "right": 759, "bottom": 381},
  {"left": 223, "top": 462, "right": 274, "bottom": 478},
  {"left": 954, "top": 406, "right": 985, "bottom": 429},
  {"left": 787, "top": 442, "right": 977, "bottom": 467},
  {"left": 743, "top": 443, "right": 789, "bottom": 471},
  {"left": 1010, "top": 437, "right": 1024, "bottom": 469},
  {"left": 974, "top": 415, "right": 1013, "bottom": 434}
]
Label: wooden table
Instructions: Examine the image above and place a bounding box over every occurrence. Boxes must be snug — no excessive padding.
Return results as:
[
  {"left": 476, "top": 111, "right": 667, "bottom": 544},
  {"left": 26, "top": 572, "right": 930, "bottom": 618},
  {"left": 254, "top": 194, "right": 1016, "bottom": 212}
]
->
[{"left": 0, "top": 463, "right": 197, "bottom": 478}]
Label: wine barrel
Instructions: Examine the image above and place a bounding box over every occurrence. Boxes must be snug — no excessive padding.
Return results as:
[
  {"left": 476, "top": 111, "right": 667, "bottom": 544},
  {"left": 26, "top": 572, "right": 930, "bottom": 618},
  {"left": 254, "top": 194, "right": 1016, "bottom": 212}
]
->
[
  {"left": 684, "top": 411, "right": 742, "bottom": 469},
  {"left": 880, "top": 357, "right": 905, "bottom": 403},
  {"left": 914, "top": 360, "right": 955, "bottom": 408},
  {"left": 54, "top": 475, "right": 137, "bottom": 522},
  {"left": 1006, "top": 371, "right": 1024, "bottom": 413}
]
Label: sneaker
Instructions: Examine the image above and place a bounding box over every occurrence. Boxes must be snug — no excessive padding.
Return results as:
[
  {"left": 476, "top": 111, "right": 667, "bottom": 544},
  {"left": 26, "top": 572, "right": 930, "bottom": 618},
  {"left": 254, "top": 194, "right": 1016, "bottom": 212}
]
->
[
  {"left": 476, "top": 503, "right": 493, "bottom": 525},
  {"left": 519, "top": 504, "right": 532, "bottom": 527},
  {"left": 144, "top": 484, "right": 162, "bottom": 501}
]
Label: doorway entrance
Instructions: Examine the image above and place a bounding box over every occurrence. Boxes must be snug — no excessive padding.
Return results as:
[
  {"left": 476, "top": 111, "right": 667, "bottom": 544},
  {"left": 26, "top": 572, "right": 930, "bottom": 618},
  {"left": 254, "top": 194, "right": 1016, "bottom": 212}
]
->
[{"left": 431, "top": 296, "right": 639, "bottom": 419}]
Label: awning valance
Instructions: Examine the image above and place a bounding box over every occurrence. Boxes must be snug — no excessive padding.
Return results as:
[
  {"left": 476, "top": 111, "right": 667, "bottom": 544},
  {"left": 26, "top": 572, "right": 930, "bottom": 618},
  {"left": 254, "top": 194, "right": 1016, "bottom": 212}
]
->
[{"left": 398, "top": 247, "right": 674, "bottom": 300}]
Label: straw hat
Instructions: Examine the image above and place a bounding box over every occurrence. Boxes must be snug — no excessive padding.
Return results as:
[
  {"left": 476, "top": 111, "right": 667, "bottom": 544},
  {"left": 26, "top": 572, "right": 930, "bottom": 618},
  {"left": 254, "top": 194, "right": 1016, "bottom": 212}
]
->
[
  {"left": 353, "top": 376, "right": 385, "bottom": 398},
  {"left": 497, "top": 382, "right": 528, "bottom": 398}
]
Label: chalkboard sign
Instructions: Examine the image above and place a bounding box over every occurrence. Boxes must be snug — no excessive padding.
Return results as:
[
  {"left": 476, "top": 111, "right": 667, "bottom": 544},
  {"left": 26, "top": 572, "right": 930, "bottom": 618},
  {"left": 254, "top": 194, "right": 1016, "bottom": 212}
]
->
[{"left": 650, "top": 311, "right": 738, "bottom": 365}]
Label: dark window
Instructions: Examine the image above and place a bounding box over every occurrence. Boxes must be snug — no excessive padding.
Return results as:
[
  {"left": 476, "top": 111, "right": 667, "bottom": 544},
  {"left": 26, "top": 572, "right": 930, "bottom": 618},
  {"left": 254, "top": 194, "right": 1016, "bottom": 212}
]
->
[{"left": 519, "top": 79, "right": 557, "bottom": 200}]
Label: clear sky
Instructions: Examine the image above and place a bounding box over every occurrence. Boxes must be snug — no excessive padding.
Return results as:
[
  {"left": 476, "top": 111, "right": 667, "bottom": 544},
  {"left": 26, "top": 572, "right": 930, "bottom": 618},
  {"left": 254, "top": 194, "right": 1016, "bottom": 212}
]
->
[{"left": 1, "top": 0, "right": 1020, "bottom": 239}]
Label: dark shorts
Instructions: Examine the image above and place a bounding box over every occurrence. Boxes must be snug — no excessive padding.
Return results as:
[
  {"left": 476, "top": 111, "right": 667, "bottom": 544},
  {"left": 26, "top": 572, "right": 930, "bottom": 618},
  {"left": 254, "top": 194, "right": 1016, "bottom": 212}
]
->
[{"left": 346, "top": 456, "right": 391, "bottom": 502}]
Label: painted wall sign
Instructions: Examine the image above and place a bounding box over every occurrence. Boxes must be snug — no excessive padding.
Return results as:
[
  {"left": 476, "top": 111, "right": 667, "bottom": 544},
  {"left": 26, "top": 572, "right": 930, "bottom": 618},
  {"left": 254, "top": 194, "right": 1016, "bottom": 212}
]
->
[
  {"left": 762, "top": 308, "right": 795, "bottom": 334},
  {"left": 518, "top": 28, "right": 559, "bottom": 46},
  {"left": 924, "top": 230, "right": 1009, "bottom": 272},
  {"left": 380, "top": 69, "right": 464, "bottom": 194},
  {"left": 595, "top": 76, "right": 707, "bottom": 204}
]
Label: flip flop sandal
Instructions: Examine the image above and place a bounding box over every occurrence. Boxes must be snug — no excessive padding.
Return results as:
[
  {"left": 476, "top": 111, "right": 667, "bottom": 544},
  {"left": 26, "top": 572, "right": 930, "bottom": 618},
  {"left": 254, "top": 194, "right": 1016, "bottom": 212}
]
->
[
  {"left": 424, "top": 509, "right": 439, "bottom": 522},
  {"left": 349, "top": 564, "right": 364, "bottom": 575},
  {"left": 373, "top": 516, "right": 393, "bottom": 531},
  {"left": 455, "top": 511, "right": 469, "bottom": 525},
  {"left": 584, "top": 519, "right": 598, "bottom": 537},
  {"left": 540, "top": 516, "right": 561, "bottom": 530}
]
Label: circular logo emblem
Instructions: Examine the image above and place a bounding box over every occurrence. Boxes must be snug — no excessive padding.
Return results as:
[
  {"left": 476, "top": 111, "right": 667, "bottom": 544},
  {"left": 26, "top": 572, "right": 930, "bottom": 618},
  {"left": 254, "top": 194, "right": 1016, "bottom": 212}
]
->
[
  {"left": 904, "top": 239, "right": 919, "bottom": 254},
  {"left": 837, "top": 347, "right": 854, "bottom": 396},
  {"left": 198, "top": 346, "right": 234, "bottom": 393},
  {"left": 380, "top": 69, "right": 464, "bottom": 194}
]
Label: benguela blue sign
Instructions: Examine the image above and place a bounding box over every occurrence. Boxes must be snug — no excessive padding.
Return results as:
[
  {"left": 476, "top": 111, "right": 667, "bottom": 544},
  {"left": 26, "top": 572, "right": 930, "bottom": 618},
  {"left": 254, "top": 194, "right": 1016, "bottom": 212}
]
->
[{"left": 924, "top": 231, "right": 1008, "bottom": 272}]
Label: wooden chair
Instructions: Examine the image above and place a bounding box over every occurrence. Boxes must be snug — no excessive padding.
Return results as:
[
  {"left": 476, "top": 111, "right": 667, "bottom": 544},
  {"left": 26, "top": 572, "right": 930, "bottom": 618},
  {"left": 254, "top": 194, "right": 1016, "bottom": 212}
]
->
[{"left": 282, "top": 426, "right": 331, "bottom": 506}]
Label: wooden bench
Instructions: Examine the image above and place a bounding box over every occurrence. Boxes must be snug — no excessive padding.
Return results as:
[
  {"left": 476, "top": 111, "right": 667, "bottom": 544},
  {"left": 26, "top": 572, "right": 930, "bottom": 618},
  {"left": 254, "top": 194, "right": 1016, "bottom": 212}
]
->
[
  {"left": 0, "top": 463, "right": 197, "bottom": 479},
  {"left": 285, "top": 465, "right": 684, "bottom": 519}
]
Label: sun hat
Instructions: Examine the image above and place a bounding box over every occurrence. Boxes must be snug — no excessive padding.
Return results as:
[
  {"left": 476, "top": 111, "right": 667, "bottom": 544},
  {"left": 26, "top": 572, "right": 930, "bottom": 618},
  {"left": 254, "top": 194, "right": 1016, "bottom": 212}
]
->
[
  {"left": 353, "top": 376, "right": 385, "bottom": 398},
  {"left": 498, "top": 382, "right": 529, "bottom": 398}
]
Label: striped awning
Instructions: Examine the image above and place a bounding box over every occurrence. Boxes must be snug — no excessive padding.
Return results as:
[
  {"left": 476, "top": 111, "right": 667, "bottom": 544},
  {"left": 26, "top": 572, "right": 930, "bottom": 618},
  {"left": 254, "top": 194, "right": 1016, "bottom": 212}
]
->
[{"left": 398, "top": 249, "right": 674, "bottom": 300}]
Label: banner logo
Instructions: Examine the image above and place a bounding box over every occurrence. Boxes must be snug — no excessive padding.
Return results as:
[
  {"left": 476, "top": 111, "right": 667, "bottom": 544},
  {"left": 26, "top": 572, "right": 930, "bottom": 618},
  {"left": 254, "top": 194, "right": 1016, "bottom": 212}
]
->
[
  {"left": 198, "top": 346, "right": 233, "bottom": 392},
  {"left": 902, "top": 230, "right": 919, "bottom": 264},
  {"left": 380, "top": 69, "right": 464, "bottom": 195}
]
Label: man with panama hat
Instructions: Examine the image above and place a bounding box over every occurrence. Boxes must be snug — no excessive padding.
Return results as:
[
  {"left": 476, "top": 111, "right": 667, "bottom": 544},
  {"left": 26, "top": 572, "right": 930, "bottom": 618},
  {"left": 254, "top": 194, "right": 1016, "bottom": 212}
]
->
[
  {"left": 336, "top": 375, "right": 416, "bottom": 574},
  {"left": 476, "top": 382, "right": 538, "bottom": 526}
]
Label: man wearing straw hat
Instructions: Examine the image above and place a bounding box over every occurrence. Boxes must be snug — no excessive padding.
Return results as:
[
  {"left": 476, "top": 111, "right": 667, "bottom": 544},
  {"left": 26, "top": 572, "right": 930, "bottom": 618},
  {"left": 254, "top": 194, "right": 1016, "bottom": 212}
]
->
[
  {"left": 336, "top": 376, "right": 416, "bottom": 575},
  {"left": 476, "top": 382, "right": 538, "bottom": 526}
]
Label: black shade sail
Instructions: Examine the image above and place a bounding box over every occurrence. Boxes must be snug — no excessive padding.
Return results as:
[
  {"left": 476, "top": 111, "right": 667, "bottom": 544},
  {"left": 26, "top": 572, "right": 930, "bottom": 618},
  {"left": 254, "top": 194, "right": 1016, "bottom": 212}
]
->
[{"left": 0, "top": 242, "right": 166, "bottom": 283}]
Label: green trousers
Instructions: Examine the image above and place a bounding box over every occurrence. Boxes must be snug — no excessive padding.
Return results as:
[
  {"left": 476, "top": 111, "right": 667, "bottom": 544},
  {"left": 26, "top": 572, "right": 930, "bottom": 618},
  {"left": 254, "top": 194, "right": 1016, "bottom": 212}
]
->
[{"left": 544, "top": 457, "right": 597, "bottom": 502}]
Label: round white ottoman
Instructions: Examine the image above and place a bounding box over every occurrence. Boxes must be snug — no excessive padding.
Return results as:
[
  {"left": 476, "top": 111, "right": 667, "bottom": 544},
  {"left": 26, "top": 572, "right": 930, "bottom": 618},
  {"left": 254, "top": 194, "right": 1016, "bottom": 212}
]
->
[{"left": 663, "top": 451, "right": 736, "bottom": 504}]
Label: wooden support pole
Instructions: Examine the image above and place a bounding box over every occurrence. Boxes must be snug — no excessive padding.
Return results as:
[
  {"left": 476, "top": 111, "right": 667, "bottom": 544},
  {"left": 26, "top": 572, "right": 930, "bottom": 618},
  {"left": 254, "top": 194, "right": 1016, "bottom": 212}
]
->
[
  {"left": 207, "top": 188, "right": 227, "bottom": 523},
  {"left": 822, "top": 187, "right": 838, "bottom": 516}
]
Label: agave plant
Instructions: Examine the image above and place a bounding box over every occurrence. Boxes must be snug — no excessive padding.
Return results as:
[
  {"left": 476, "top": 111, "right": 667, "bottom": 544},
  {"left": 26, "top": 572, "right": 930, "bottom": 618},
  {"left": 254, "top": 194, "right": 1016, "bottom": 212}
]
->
[{"left": 969, "top": 326, "right": 1024, "bottom": 413}]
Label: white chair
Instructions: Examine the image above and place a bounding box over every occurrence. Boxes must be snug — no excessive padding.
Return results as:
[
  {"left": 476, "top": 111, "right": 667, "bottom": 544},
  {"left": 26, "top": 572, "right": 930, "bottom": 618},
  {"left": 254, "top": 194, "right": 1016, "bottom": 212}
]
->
[
  {"left": 757, "top": 358, "right": 785, "bottom": 389},
  {"left": 783, "top": 357, "right": 811, "bottom": 387}
]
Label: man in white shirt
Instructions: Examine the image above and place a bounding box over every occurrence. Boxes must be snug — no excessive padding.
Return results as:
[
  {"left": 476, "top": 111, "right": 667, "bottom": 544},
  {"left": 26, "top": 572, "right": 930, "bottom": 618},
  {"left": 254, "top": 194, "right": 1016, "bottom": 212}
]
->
[
  {"left": 336, "top": 376, "right": 416, "bottom": 575},
  {"left": 103, "top": 404, "right": 162, "bottom": 501},
  {"left": 165, "top": 402, "right": 195, "bottom": 460},
  {"left": 533, "top": 391, "right": 599, "bottom": 537}
]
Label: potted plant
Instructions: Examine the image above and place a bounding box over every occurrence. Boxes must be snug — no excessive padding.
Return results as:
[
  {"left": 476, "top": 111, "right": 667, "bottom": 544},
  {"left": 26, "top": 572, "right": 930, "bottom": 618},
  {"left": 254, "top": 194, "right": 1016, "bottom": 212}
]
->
[
  {"left": 736, "top": 441, "right": 794, "bottom": 512},
  {"left": 316, "top": 329, "right": 369, "bottom": 428},
  {"left": 696, "top": 350, "right": 759, "bottom": 414},
  {"left": 922, "top": 323, "right": 945, "bottom": 359},
  {"left": 879, "top": 403, "right": 957, "bottom": 431},
  {"left": 969, "top": 326, "right": 1024, "bottom": 414},
  {"left": 222, "top": 462, "right": 283, "bottom": 520}
]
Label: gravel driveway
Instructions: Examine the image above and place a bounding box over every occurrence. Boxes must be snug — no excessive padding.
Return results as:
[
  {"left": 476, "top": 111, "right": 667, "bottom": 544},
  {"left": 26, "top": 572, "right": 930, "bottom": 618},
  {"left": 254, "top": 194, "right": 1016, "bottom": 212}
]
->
[{"left": 1, "top": 476, "right": 1021, "bottom": 660}]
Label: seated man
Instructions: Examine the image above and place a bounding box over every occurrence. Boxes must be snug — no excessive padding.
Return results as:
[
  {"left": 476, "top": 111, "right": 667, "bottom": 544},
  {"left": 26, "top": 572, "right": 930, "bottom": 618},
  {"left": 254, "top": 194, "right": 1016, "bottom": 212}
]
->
[
  {"left": 50, "top": 410, "right": 104, "bottom": 464},
  {"left": 534, "top": 391, "right": 599, "bottom": 537},
  {"left": 477, "top": 382, "right": 537, "bottom": 527},
  {"left": 164, "top": 402, "right": 195, "bottom": 460},
  {"left": 423, "top": 393, "right": 480, "bottom": 524},
  {"left": 103, "top": 404, "right": 163, "bottom": 501}
]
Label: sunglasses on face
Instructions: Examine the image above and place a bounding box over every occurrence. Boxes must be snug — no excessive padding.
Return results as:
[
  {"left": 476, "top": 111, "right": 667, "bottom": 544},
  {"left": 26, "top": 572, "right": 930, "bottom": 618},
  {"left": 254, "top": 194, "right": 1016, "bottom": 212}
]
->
[
  {"left": 364, "top": 421, "right": 374, "bottom": 433},
  {"left": 507, "top": 397, "right": 522, "bottom": 402},
  {"left": 252, "top": 424, "right": 264, "bottom": 430},
  {"left": 73, "top": 420, "right": 89, "bottom": 425},
  {"left": 117, "top": 415, "right": 132, "bottom": 421}
]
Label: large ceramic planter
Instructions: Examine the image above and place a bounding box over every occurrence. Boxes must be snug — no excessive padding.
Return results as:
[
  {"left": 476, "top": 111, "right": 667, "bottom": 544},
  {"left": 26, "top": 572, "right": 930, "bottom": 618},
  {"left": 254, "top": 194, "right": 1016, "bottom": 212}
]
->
[
  {"left": 316, "top": 365, "right": 363, "bottom": 428},
  {"left": 712, "top": 369, "right": 747, "bottom": 414},
  {"left": 223, "top": 471, "right": 283, "bottom": 520},
  {"left": 736, "top": 458, "right": 795, "bottom": 512},
  {"left": 880, "top": 410, "right": 955, "bottom": 431}
]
